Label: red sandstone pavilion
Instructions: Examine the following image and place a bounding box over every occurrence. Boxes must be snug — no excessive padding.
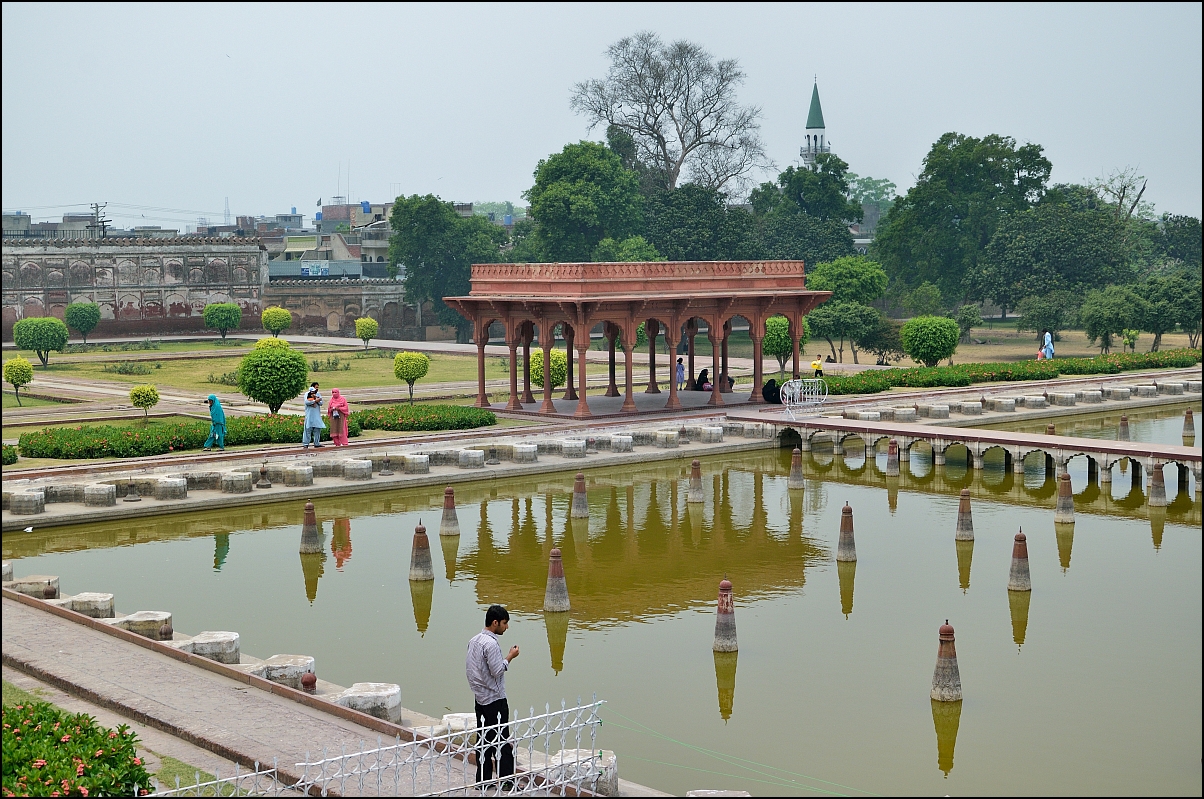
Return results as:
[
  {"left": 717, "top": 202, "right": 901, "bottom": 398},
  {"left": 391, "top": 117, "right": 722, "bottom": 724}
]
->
[{"left": 444, "top": 260, "right": 831, "bottom": 417}]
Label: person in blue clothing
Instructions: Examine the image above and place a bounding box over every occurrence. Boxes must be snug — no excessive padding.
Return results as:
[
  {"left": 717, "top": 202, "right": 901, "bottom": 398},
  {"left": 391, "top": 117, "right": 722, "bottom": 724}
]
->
[
  {"left": 302, "top": 388, "right": 326, "bottom": 449},
  {"left": 203, "top": 394, "right": 226, "bottom": 451},
  {"left": 1042, "top": 331, "right": 1055, "bottom": 360}
]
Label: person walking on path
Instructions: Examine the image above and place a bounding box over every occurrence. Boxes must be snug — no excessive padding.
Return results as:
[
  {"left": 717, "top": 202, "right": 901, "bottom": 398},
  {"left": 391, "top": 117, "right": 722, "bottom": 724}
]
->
[
  {"left": 1041, "top": 331, "right": 1055, "bottom": 361},
  {"left": 812, "top": 355, "right": 824, "bottom": 378},
  {"left": 327, "top": 389, "right": 350, "bottom": 446},
  {"left": 676, "top": 357, "right": 686, "bottom": 392},
  {"left": 466, "top": 605, "right": 519, "bottom": 786},
  {"left": 203, "top": 394, "right": 226, "bottom": 451},
  {"left": 301, "top": 389, "right": 326, "bottom": 449}
]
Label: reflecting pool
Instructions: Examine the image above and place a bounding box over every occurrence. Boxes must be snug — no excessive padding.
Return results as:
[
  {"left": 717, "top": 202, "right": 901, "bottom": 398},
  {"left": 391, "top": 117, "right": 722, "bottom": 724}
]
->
[
  {"left": 5, "top": 447, "right": 1201, "bottom": 796},
  {"left": 976, "top": 400, "right": 1202, "bottom": 448}
]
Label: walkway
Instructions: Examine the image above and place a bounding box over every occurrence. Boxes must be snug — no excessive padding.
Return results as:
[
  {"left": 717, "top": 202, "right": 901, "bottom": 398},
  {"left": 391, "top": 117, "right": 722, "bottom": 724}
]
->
[{"left": 1, "top": 595, "right": 464, "bottom": 795}]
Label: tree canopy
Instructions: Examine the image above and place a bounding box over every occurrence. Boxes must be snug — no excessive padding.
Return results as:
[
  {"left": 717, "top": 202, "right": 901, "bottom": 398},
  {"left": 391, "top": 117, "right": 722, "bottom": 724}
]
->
[
  {"left": 64, "top": 302, "right": 101, "bottom": 344},
  {"left": 13, "top": 317, "right": 69, "bottom": 367},
  {"left": 643, "top": 184, "right": 758, "bottom": 261},
  {"left": 750, "top": 154, "right": 863, "bottom": 222},
  {"left": 806, "top": 256, "right": 887, "bottom": 305}
]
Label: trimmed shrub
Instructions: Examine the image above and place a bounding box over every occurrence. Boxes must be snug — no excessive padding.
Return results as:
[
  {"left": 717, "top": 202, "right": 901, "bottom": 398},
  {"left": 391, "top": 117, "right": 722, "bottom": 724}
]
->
[
  {"left": 901, "top": 315, "right": 960, "bottom": 367},
  {"left": 13, "top": 317, "right": 70, "bottom": 367},
  {"left": 353, "top": 404, "right": 496, "bottom": 432},
  {"left": 64, "top": 301, "right": 101, "bottom": 343},
  {"left": 355, "top": 317, "right": 379, "bottom": 349},
  {"left": 763, "top": 316, "right": 809, "bottom": 376},
  {"left": 253, "top": 337, "right": 291, "bottom": 351},
  {"left": 2, "top": 443, "right": 16, "bottom": 465},
  {"left": 1, "top": 700, "right": 152, "bottom": 796},
  {"left": 129, "top": 384, "right": 160, "bottom": 420},
  {"left": 202, "top": 302, "right": 242, "bottom": 339},
  {"left": 261, "top": 306, "right": 292, "bottom": 337},
  {"left": 529, "top": 348, "right": 568, "bottom": 389},
  {"left": 394, "top": 351, "right": 431, "bottom": 406},
  {"left": 238, "top": 345, "right": 310, "bottom": 413},
  {"left": 4, "top": 356, "right": 35, "bottom": 406}
]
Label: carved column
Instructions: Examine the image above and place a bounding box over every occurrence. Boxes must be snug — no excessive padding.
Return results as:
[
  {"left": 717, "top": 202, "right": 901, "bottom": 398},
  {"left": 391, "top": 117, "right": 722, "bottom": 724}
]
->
[
  {"left": 686, "top": 319, "right": 698, "bottom": 390},
  {"left": 720, "top": 319, "right": 732, "bottom": 393},
  {"left": 573, "top": 335, "right": 592, "bottom": 418},
  {"left": 645, "top": 319, "right": 661, "bottom": 394},
  {"left": 604, "top": 322, "right": 620, "bottom": 397},
  {"left": 538, "top": 321, "right": 556, "bottom": 414},
  {"left": 621, "top": 332, "right": 638, "bottom": 413},
  {"left": 664, "top": 319, "right": 682, "bottom": 411},
  {"left": 505, "top": 320, "right": 522, "bottom": 411},
  {"left": 562, "top": 325, "right": 578, "bottom": 401},
  {"left": 748, "top": 314, "right": 764, "bottom": 403},
  {"left": 521, "top": 321, "right": 535, "bottom": 405},
  {"left": 790, "top": 312, "right": 803, "bottom": 380},
  {"left": 475, "top": 319, "right": 489, "bottom": 408},
  {"left": 708, "top": 317, "right": 725, "bottom": 407}
]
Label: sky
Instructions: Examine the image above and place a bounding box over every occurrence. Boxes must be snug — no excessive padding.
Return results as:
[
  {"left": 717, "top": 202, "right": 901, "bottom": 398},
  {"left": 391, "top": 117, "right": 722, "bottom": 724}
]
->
[{"left": 3, "top": 2, "right": 1201, "bottom": 230}]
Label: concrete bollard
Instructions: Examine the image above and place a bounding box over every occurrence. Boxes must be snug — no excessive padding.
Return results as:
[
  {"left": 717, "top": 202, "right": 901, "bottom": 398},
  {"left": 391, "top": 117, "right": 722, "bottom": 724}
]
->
[
  {"left": 1054, "top": 472, "right": 1075, "bottom": 523},
  {"left": 458, "top": 449, "right": 485, "bottom": 469},
  {"left": 894, "top": 407, "right": 918, "bottom": 422},
  {"left": 221, "top": 472, "right": 253, "bottom": 494},
  {"left": 154, "top": 477, "right": 187, "bottom": 500},
  {"left": 886, "top": 439, "right": 900, "bottom": 477},
  {"left": 611, "top": 435, "right": 633, "bottom": 453},
  {"left": 1184, "top": 409, "right": 1195, "bottom": 439},
  {"left": 713, "top": 577, "right": 738, "bottom": 652},
  {"left": 9, "top": 492, "right": 45, "bottom": 515},
  {"left": 1007, "top": 531, "right": 1031, "bottom": 591},
  {"left": 688, "top": 459, "right": 705, "bottom": 504},
  {"left": 1045, "top": 424, "right": 1056, "bottom": 436},
  {"left": 562, "top": 439, "right": 588, "bottom": 458},
  {"left": 404, "top": 454, "right": 430, "bottom": 474},
  {"left": 334, "top": 683, "right": 403, "bottom": 724},
  {"left": 787, "top": 448, "right": 805, "bottom": 490},
  {"left": 439, "top": 486, "right": 460, "bottom": 536},
  {"left": 1, "top": 561, "right": 11, "bottom": 582},
  {"left": 513, "top": 443, "right": 539, "bottom": 463},
  {"left": 543, "top": 548, "right": 571, "bottom": 612},
  {"left": 930, "top": 620, "right": 962, "bottom": 702},
  {"left": 283, "top": 465, "right": 314, "bottom": 487},
  {"left": 655, "top": 430, "right": 679, "bottom": 449},
  {"left": 836, "top": 502, "right": 857, "bottom": 562},
  {"left": 299, "top": 501, "right": 322, "bottom": 554},
  {"left": 570, "top": 472, "right": 589, "bottom": 518},
  {"left": 1118, "top": 415, "right": 1130, "bottom": 441},
  {"left": 84, "top": 484, "right": 117, "bottom": 507},
  {"left": 1147, "top": 463, "right": 1167, "bottom": 507},
  {"left": 342, "top": 460, "right": 372, "bottom": 480},
  {"left": 409, "top": 520, "right": 435, "bottom": 581},
  {"left": 955, "top": 489, "right": 974, "bottom": 541}
]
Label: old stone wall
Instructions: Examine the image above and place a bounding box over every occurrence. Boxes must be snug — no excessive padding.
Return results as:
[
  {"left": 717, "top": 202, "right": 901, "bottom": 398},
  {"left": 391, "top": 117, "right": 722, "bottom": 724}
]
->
[
  {"left": 262, "top": 278, "right": 421, "bottom": 339},
  {"left": 2, "top": 238, "right": 268, "bottom": 339}
]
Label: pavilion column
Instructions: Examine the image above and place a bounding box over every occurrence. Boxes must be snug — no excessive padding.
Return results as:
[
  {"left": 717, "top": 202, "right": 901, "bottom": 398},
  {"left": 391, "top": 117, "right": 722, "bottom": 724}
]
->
[
  {"left": 645, "top": 319, "right": 661, "bottom": 394},
  {"left": 748, "top": 316, "right": 764, "bottom": 403},
  {"left": 621, "top": 337, "right": 638, "bottom": 413},
  {"left": 604, "top": 322, "right": 620, "bottom": 397},
  {"left": 521, "top": 321, "right": 535, "bottom": 405},
  {"left": 720, "top": 319, "right": 732, "bottom": 393},
  {"left": 505, "top": 321, "right": 522, "bottom": 411},
  {"left": 664, "top": 320, "right": 682, "bottom": 411},
  {"left": 686, "top": 319, "right": 698, "bottom": 389},
  {"left": 475, "top": 336, "right": 489, "bottom": 408},
  {"left": 562, "top": 325, "right": 578, "bottom": 401},
  {"left": 573, "top": 335, "right": 592, "bottom": 418},
  {"left": 791, "top": 312, "right": 803, "bottom": 380},
  {"left": 538, "top": 321, "right": 556, "bottom": 415},
  {"left": 708, "top": 319, "right": 725, "bottom": 407}
]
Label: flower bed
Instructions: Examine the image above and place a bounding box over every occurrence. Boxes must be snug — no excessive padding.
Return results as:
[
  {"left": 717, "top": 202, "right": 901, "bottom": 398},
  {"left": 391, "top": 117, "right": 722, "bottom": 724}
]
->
[
  {"left": 2, "top": 701, "right": 152, "bottom": 797},
  {"left": 2, "top": 444, "right": 16, "bottom": 466},
  {"left": 17, "top": 414, "right": 362, "bottom": 460},
  {"left": 352, "top": 404, "right": 497, "bottom": 432},
  {"left": 820, "top": 348, "right": 1200, "bottom": 397}
]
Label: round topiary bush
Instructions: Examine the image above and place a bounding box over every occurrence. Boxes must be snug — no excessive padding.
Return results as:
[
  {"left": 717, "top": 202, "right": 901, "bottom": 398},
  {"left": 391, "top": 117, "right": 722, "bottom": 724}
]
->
[
  {"left": 13, "top": 316, "right": 70, "bottom": 367},
  {"left": 4, "top": 356, "right": 34, "bottom": 406},
  {"left": 901, "top": 315, "right": 961, "bottom": 368},
  {"left": 394, "top": 351, "right": 431, "bottom": 405},
  {"left": 261, "top": 306, "right": 292, "bottom": 337},
  {"left": 238, "top": 345, "right": 310, "bottom": 413},
  {"left": 253, "top": 337, "right": 292, "bottom": 351},
  {"left": 129, "top": 384, "right": 160, "bottom": 420},
  {"left": 355, "top": 317, "right": 379, "bottom": 349},
  {"left": 202, "top": 302, "right": 243, "bottom": 339},
  {"left": 64, "top": 301, "right": 102, "bottom": 343},
  {"left": 529, "top": 349, "right": 568, "bottom": 389}
]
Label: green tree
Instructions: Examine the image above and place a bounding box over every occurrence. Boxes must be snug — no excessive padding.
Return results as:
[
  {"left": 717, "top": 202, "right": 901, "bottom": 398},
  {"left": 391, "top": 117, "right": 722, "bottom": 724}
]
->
[
  {"left": 1174, "top": 269, "right": 1202, "bottom": 348},
  {"left": 806, "top": 301, "right": 879, "bottom": 363},
  {"left": 524, "top": 141, "right": 642, "bottom": 262},
  {"left": 13, "top": 317, "right": 69, "bottom": 367},
  {"left": 756, "top": 211, "right": 854, "bottom": 264},
  {"left": 3, "top": 356, "right": 34, "bottom": 406},
  {"left": 1134, "top": 274, "right": 1191, "bottom": 351},
  {"left": 529, "top": 349, "right": 568, "bottom": 389},
  {"left": 1159, "top": 214, "right": 1202, "bottom": 267},
  {"left": 762, "top": 315, "right": 809, "bottom": 378},
  {"left": 644, "top": 184, "right": 760, "bottom": 261},
  {"left": 854, "top": 313, "right": 905, "bottom": 366},
  {"left": 393, "top": 351, "right": 431, "bottom": 406},
  {"left": 806, "top": 256, "right": 888, "bottom": 305},
  {"left": 202, "top": 303, "right": 242, "bottom": 339},
  {"left": 905, "top": 282, "right": 945, "bottom": 317},
  {"left": 872, "top": 132, "right": 1052, "bottom": 300},
  {"left": 355, "top": 317, "right": 379, "bottom": 349},
  {"left": 64, "top": 302, "right": 101, "bottom": 344},
  {"left": 592, "top": 236, "right": 663, "bottom": 262},
  {"left": 261, "top": 306, "right": 292, "bottom": 337},
  {"left": 969, "top": 203, "right": 1127, "bottom": 315},
  {"left": 953, "top": 304, "right": 983, "bottom": 343},
  {"left": 129, "top": 384, "right": 160, "bottom": 422},
  {"left": 237, "top": 345, "right": 309, "bottom": 414},
  {"left": 757, "top": 154, "right": 863, "bottom": 222},
  {"left": 845, "top": 173, "right": 898, "bottom": 208},
  {"left": 1014, "top": 291, "right": 1080, "bottom": 342},
  {"left": 1080, "top": 286, "right": 1147, "bottom": 354},
  {"left": 390, "top": 195, "right": 507, "bottom": 343},
  {"left": 900, "top": 316, "right": 961, "bottom": 367}
]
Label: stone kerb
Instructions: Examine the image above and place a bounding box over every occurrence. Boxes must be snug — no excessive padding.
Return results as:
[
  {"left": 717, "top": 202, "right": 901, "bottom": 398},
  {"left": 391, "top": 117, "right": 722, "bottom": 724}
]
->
[
  {"left": 183, "top": 472, "right": 223, "bottom": 491},
  {"left": 1078, "top": 390, "right": 1103, "bottom": 403},
  {"left": 154, "top": 477, "right": 188, "bottom": 500},
  {"left": 3, "top": 575, "right": 59, "bottom": 597},
  {"left": 334, "top": 682, "right": 403, "bottom": 723},
  {"left": 403, "top": 454, "right": 430, "bottom": 474},
  {"left": 959, "top": 401, "right": 983, "bottom": 415},
  {"left": 1021, "top": 395, "right": 1048, "bottom": 409},
  {"left": 220, "top": 472, "right": 254, "bottom": 494},
  {"left": 1134, "top": 385, "right": 1158, "bottom": 398},
  {"left": 310, "top": 460, "right": 344, "bottom": 478},
  {"left": 513, "top": 444, "right": 538, "bottom": 463},
  {"left": 102, "top": 610, "right": 173, "bottom": 640},
  {"left": 84, "top": 484, "right": 117, "bottom": 507},
  {"left": 44, "top": 485, "right": 86, "bottom": 503},
  {"left": 46, "top": 592, "right": 116, "bottom": 619},
  {"left": 282, "top": 465, "right": 314, "bottom": 487},
  {"left": 655, "top": 430, "right": 679, "bottom": 449},
  {"left": 170, "top": 631, "right": 241, "bottom": 664},
  {"left": 9, "top": 491, "right": 45, "bottom": 515},
  {"left": 457, "top": 449, "right": 485, "bottom": 469},
  {"left": 1102, "top": 386, "right": 1131, "bottom": 401},
  {"left": 986, "top": 397, "right": 1016, "bottom": 413},
  {"left": 342, "top": 460, "right": 373, "bottom": 480},
  {"left": 243, "top": 654, "right": 316, "bottom": 689},
  {"left": 1, "top": 562, "right": 11, "bottom": 582},
  {"left": 611, "top": 435, "right": 633, "bottom": 453},
  {"left": 1155, "top": 380, "right": 1185, "bottom": 395},
  {"left": 1187, "top": 380, "right": 1202, "bottom": 393},
  {"left": 562, "top": 440, "right": 587, "bottom": 458},
  {"left": 537, "top": 440, "right": 564, "bottom": 456},
  {"left": 700, "top": 426, "right": 724, "bottom": 443}
]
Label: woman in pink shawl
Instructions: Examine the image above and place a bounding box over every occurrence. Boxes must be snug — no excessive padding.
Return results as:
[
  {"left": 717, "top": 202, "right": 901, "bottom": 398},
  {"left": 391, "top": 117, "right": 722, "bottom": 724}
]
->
[{"left": 327, "top": 389, "right": 351, "bottom": 446}]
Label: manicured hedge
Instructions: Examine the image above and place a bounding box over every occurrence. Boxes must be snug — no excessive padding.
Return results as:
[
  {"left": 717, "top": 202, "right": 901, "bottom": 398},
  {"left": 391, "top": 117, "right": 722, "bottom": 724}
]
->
[
  {"left": 2, "top": 700, "right": 153, "bottom": 796},
  {"left": 819, "top": 348, "right": 1200, "bottom": 397},
  {"left": 17, "top": 414, "right": 362, "bottom": 460},
  {"left": 352, "top": 404, "right": 497, "bottom": 432},
  {"left": 2, "top": 444, "right": 17, "bottom": 465}
]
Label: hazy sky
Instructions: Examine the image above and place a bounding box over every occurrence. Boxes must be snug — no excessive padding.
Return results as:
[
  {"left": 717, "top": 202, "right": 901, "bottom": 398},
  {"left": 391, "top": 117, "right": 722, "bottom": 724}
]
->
[{"left": 3, "top": 2, "right": 1201, "bottom": 229}]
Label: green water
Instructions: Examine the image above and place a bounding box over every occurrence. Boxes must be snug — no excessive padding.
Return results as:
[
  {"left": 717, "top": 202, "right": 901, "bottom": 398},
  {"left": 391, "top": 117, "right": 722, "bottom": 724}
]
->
[
  {"left": 976, "top": 400, "right": 1202, "bottom": 448},
  {"left": 4, "top": 446, "right": 1201, "bottom": 796}
]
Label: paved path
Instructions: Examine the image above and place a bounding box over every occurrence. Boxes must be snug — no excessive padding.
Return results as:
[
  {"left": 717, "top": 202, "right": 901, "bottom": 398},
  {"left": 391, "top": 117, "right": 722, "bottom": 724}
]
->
[{"left": 1, "top": 596, "right": 464, "bottom": 795}]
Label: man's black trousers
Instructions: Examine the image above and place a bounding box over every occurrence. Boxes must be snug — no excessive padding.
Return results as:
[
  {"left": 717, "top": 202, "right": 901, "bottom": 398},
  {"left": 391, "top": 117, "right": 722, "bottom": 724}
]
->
[{"left": 474, "top": 698, "right": 514, "bottom": 782}]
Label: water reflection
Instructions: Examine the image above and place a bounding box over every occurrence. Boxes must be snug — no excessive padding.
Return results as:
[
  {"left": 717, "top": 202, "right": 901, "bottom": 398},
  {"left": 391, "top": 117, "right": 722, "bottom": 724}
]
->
[
  {"left": 837, "top": 560, "right": 856, "bottom": 618},
  {"left": 955, "top": 540, "right": 974, "bottom": 592},
  {"left": 331, "top": 518, "right": 352, "bottom": 570},
  {"left": 1055, "top": 522, "right": 1075, "bottom": 571},
  {"left": 544, "top": 611, "right": 569, "bottom": 674},
  {"left": 1149, "top": 508, "right": 1166, "bottom": 551},
  {"left": 213, "top": 533, "right": 229, "bottom": 571},
  {"left": 931, "top": 698, "right": 963, "bottom": 776},
  {"left": 713, "top": 651, "right": 738, "bottom": 721},
  {"left": 440, "top": 533, "right": 459, "bottom": 583},
  {"left": 300, "top": 549, "right": 325, "bottom": 604},
  {"left": 978, "top": 401, "right": 1202, "bottom": 448},
  {"left": 1008, "top": 589, "right": 1031, "bottom": 650},
  {"left": 410, "top": 578, "right": 433, "bottom": 635}
]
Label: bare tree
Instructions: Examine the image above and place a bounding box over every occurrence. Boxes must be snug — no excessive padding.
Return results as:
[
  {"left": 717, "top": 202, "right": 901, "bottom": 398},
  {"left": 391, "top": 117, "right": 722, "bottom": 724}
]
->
[
  {"left": 1089, "top": 166, "right": 1153, "bottom": 224},
  {"left": 571, "top": 31, "right": 771, "bottom": 194}
]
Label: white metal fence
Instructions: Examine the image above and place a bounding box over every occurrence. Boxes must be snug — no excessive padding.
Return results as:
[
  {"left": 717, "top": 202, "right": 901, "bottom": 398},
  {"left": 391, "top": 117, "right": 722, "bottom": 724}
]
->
[
  {"left": 150, "top": 759, "right": 288, "bottom": 796},
  {"left": 779, "top": 378, "right": 829, "bottom": 420},
  {"left": 293, "top": 698, "right": 609, "bottom": 797}
]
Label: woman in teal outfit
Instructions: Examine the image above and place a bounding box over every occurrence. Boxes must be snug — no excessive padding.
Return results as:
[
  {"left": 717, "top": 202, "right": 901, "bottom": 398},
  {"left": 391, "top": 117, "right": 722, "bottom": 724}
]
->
[{"left": 203, "top": 394, "right": 226, "bottom": 451}]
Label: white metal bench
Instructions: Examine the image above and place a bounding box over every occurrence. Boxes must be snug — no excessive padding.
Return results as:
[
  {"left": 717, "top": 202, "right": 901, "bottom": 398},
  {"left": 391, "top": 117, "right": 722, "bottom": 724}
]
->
[{"left": 779, "top": 378, "right": 828, "bottom": 420}]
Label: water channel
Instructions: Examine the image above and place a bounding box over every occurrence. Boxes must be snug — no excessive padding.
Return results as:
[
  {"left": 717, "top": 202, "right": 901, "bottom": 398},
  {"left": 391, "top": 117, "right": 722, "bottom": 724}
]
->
[{"left": 4, "top": 402, "right": 1201, "bottom": 795}]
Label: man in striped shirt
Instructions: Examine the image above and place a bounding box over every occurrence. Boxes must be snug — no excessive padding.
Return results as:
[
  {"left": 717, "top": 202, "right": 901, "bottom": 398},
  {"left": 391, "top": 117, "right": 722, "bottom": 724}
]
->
[{"left": 466, "top": 605, "right": 520, "bottom": 784}]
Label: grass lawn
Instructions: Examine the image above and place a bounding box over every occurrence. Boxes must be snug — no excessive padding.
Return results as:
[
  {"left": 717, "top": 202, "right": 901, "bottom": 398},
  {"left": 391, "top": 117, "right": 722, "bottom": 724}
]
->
[
  {"left": 2, "top": 679, "right": 53, "bottom": 708},
  {"left": 2, "top": 391, "right": 63, "bottom": 409}
]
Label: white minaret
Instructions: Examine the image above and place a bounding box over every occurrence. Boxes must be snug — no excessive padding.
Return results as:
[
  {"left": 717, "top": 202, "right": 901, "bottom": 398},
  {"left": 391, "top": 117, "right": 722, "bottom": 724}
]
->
[{"left": 800, "top": 80, "right": 828, "bottom": 167}]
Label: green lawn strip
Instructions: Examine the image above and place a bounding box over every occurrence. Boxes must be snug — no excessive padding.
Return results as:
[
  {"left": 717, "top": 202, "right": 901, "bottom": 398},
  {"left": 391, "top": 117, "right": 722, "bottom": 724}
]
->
[
  {"left": 150, "top": 754, "right": 239, "bottom": 795},
  {"left": 2, "top": 392, "right": 63, "bottom": 410},
  {"left": 2, "top": 679, "right": 57, "bottom": 709}
]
